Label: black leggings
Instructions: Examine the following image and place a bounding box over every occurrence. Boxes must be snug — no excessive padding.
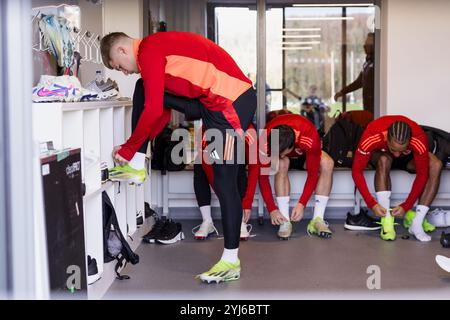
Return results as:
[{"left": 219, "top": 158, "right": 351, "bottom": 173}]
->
[
  {"left": 132, "top": 78, "right": 203, "bottom": 153},
  {"left": 194, "top": 163, "right": 248, "bottom": 208},
  {"left": 133, "top": 79, "right": 256, "bottom": 249}
]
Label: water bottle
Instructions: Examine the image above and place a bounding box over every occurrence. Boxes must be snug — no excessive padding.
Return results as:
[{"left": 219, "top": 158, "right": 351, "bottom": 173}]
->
[{"left": 95, "top": 70, "right": 103, "bottom": 84}]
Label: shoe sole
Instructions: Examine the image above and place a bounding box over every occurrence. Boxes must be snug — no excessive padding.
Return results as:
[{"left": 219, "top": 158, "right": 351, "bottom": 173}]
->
[
  {"left": 436, "top": 255, "right": 450, "bottom": 272},
  {"left": 199, "top": 272, "right": 241, "bottom": 284},
  {"left": 87, "top": 274, "right": 101, "bottom": 285},
  {"left": 194, "top": 230, "right": 216, "bottom": 240},
  {"left": 156, "top": 231, "right": 185, "bottom": 244},
  {"left": 316, "top": 232, "right": 332, "bottom": 238},
  {"left": 240, "top": 236, "right": 249, "bottom": 241},
  {"left": 143, "top": 238, "right": 156, "bottom": 243},
  {"left": 344, "top": 224, "right": 381, "bottom": 231},
  {"left": 381, "top": 234, "right": 396, "bottom": 241},
  {"left": 278, "top": 236, "right": 290, "bottom": 240},
  {"left": 109, "top": 177, "right": 145, "bottom": 184}
]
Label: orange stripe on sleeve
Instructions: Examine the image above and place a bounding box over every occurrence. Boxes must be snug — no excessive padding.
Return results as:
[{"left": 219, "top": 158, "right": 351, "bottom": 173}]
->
[{"left": 165, "top": 55, "right": 252, "bottom": 102}]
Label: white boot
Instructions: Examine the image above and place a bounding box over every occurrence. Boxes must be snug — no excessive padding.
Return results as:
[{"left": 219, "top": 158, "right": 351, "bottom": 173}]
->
[{"left": 192, "top": 221, "right": 218, "bottom": 240}]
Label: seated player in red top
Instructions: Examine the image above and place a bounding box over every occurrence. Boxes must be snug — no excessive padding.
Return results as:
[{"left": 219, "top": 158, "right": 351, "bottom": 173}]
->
[
  {"left": 258, "top": 113, "right": 335, "bottom": 239},
  {"left": 352, "top": 115, "right": 441, "bottom": 242},
  {"left": 100, "top": 31, "right": 256, "bottom": 284}
]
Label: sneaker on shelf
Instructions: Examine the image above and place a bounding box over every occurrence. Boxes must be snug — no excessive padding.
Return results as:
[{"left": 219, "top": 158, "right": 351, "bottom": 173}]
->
[
  {"left": 142, "top": 217, "right": 166, "bottom": 243},
  {"left": 307, "top": 217, "right": 332, "bottom": 238},
  {"left": 277, "top": 221, "right": 292, "bottom": 240},
  {"left": 441, "top": 231, "right": 450, "bottom": 248},
  {"left": 98, "top": 78, "right": 119, "bottom": 92},
  {"left": 87, "top": 255, "right": 101, "bottom": 285},
  {"left": 85, "top": 78, "right": 119, "bottom": 101},
  {"left": 33, "top": 75, "right": 96, "bottom": 103},
  {"left": 403, "top": 210, "right": 436, "bottom": 232},
  {"left": 240, "top": 222, "right": 252, "bottom": 241},
  {"left": 192, "top": 221, "right": 218, "bottom": 240},
  {"left": 379, "top": 216, "right": 397, "bottom": 241},
  {"left": 155, "top": 220, "right": 185, "bottom": 245},
  {"left": 109, "top": 164, "right": 146, "bottom": 184},
  {"left": 196, "top": 259, "right": 241, "bottom": 284},
  {"left": 344, "top": 210, "right": 381, "bottom": 231},
  {"left": 435, "top": 255, "right": 450, "bottom": 273}
]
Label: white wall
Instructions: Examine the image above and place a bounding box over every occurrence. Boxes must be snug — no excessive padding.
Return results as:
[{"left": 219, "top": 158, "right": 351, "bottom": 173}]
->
[
  {"left": 103, "top": 0, "right": 144, "bottom": 99},
  {"left": 78, "top": 0, "right": 104, "bottom": 87},
  {"left": 381, "top": 0, "right": 450, "bottom": 131}
]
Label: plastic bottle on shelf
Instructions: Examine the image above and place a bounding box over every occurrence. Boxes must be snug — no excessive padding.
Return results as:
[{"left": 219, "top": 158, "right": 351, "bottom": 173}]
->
[{"left": 95, "top": 70, "right": 103, "bottom": 84}]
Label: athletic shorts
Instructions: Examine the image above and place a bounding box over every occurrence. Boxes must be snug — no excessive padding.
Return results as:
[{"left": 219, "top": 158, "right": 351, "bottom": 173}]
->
[
  {"left": 426, "top": 130, "right": 450, "bottom": 165},
  {"left": 369, "top": 151, "right": 414, "bottom": 173},
  {"left": 289, "top": 156, "right": 307, "bottom": 170}
]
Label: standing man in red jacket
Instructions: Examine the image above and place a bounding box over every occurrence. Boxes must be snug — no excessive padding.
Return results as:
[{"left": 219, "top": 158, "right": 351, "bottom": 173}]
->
[
  {"left": 259, "top": 114, "right": 335, "bottom": 239},
  {"left": 352, "top": 115, "right": 441, "bottom": 242},
  {"left": 100, "top": 31, "right": 256, "bottom": 283}
]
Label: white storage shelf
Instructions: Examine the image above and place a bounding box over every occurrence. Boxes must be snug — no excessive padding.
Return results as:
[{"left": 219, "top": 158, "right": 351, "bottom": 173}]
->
[{"left": 33, "top": 100, "right": 149, "bottom": 299}]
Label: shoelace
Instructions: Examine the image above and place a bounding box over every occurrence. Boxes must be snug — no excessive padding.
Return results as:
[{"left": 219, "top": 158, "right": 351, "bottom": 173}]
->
[
  {"left": 242, "top": 223, "right": 253, "bottom": 234},
  {"left": 191, "top": 223, "right": 219, "bottom": 237},
  {"left": 240, "top": 223, "right": 256, "bottom": 238}
]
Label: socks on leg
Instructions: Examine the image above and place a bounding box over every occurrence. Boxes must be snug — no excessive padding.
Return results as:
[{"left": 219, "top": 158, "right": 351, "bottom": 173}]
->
[
  {"left": 199, "top": 205, "right": 212, "bottom": 223},
  {"left": 276, "top": 196, "right": 290, "bottom": 221},
  {"left": 221, "top": 248, "right": 239, "bottom": 264},
  {"left": 410, "top": 205, "right": 431, "bottom": 242},
  {"left": 313, "top": 195, "right": 329, "bottom": 220},
  {"left": 376, "top": 191, "right": 391, "bottom": 217},
  {"left": 128, "top": 152, "right": 146, "bottom": 170}
]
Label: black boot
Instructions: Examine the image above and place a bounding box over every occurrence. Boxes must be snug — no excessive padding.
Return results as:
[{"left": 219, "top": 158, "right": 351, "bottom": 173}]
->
[{"left": 441, "top": 231, "right": 450, "bottom": 248}]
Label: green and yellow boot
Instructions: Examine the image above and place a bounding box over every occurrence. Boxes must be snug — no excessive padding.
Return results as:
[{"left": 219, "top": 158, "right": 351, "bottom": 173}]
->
[
  {"left": 378, "top": 216, "right": 398, "bottom": 241},
  {"left": 403, "top": 210, "right": 436, "bottom": 233},
  {"left": 196, "top": 259, "right": 241, "bottom": 284},
  {"left": 307, "top": 217, "right": 332, "bottom": 238},
  {"left": 109, "top": 164, "right": 146, "bottom": 184}
]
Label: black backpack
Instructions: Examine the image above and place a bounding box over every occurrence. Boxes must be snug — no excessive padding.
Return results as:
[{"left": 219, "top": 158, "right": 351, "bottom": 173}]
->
[
  {"left": 102, "top": 191, "right": 139, "bottom": 280},
  {"left": 421, "top": 125, "right": 450, "bottom": 146},
  {"left": 151, "top": 126, "right": 186, "bottom": 174},
  {"left": 322, "top": 117, "right": 364, "bottom": 168}
]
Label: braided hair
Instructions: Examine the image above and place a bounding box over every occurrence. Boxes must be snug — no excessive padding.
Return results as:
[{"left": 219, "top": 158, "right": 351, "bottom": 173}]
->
[{"left": 388, "top": 121, "right": 411, "bottom": 144}]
